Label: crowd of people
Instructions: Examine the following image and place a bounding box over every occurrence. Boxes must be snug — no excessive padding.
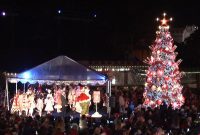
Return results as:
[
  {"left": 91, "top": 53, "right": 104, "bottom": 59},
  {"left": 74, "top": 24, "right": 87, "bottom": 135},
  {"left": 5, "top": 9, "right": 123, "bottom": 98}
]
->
[{"left": 0, "top": 85, "right": 200, "bottom": 135}]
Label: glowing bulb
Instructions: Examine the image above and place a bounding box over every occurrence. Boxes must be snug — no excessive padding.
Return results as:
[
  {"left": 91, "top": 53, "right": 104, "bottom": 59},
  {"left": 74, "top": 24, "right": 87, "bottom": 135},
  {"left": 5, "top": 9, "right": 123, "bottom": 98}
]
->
[
  {"left": 156, "top": 18, "right": 159, "bottom": 21},
  {"left": 172, "top": 102, "right": 178, "bottom": 109},
  {"left": 168, "top": 61, "right": 172, "bottom": 66},
  {"left": 152, "top": 71, "right": 156, "bottom": 76},
  {"left": 157, "top": 87, "right": 162, "bottom": 91},
  {"left": 150, "top": 101, "right": 154, "bottom": 104},
  {"left": 162, "top": 84, "right": 167, "bottom": 89},
  {"left": 1, "top": 11, "right": 6, "bottom": 16},
  {"left": 151, "top": 85, "right": 156, "bottom": 91},
  {"left": 58, "top": 10, "right": 61, "bottom": 14},
  {"left": 163, "top": 12, "right": 166, "bottom": 17},
  {"left": 178, "top": 95, "right": 183, "bottom": 101},
  {"left": 170, "top": 17, "right": 173, "bottom": 21}
]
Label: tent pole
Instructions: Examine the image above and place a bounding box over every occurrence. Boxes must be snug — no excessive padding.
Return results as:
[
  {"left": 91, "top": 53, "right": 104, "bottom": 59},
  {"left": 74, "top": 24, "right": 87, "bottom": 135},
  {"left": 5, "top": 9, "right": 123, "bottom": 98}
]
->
[
  {"left": 109, "top": 80, "right": 112, "bottom": 118},
  {"left": 4, "top": 80, "right": 7, "bottom": 108},
  {"left": 6, "top": 79, "right": 9, "bottom": 110},
  {"left": 106, "top": 80, "right": 112, "bottom": 118},
  {"left": 106, "top": 81, "right": 109, "bottom": 115},
  {"left": 106, "top": 80, "right": 109, "bottom": 93},
  {"left": 24, "top": 83, "right": 25, "bottom": 93},
  {"left": 16, "top": 82, "right": 18, "bottom": 94},
  {"left": 109, "top": 80, "right": 111, "bottom": 97}
]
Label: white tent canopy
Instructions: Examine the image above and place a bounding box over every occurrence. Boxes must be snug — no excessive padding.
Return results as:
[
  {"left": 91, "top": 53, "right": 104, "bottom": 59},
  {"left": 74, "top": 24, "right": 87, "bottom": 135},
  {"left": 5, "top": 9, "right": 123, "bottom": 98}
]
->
[{"left": 8, "top": 55, "right": 107, "bottom": 85}]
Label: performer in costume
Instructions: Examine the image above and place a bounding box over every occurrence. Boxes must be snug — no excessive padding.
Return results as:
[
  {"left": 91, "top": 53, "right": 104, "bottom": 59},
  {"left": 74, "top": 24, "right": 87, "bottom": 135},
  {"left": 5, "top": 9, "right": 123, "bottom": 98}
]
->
[
  {"left": 67, "top": 86, "right": 82, "bottom": 113},
  {"left": 54, "top": 87, "right": 62, "bottom": 113},
  {"left": 75, "top": 86, "right": 82, "bottom": 113},
  {"left": 61, "top": 85, "right": 67, "bottom": 99},
  {"left": 76, "top": 86, "right": 91, "bottom": 116},
  {"left": 36, "top": 96, "right": 44, "bottom": 116},
  {"left": 19, "top": 92, "right": 28, "bottom": 116},
  {"left": 44, "top": 89, "right": 54, "bottom": 114},
  {"left": 61, "top": 85, "right": 67, "bottom": 114},
  {"left": 68, "top": 86, "right": 76, "bottom": 108},
  {"left": 37, "top": 84, "right": 42, "bottom": 93},
  {"left": 11, "top": 92, "right": 20, "bottom": 114},
  {"left": 27, "top": 91, "right": 36, "bottom": 117}
]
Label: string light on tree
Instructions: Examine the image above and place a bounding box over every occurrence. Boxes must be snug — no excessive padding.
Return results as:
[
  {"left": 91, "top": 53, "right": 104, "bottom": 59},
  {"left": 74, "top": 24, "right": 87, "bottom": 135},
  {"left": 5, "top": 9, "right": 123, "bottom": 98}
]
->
[{"left": 143, "top": 13, "right": 185, "bottom": 109}]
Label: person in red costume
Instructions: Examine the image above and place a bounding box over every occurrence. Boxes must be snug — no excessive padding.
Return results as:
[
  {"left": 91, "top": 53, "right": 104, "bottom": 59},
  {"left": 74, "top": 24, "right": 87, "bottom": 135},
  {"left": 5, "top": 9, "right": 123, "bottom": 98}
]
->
[
  {"left": 76, "top": 86, "right": 91, "bottom": 116},
  {"left": 11, "top": 91, "right": 20, "bottom": 114},
  {"left": 54, "top": 87, "right": 62, "bottom": 113}
]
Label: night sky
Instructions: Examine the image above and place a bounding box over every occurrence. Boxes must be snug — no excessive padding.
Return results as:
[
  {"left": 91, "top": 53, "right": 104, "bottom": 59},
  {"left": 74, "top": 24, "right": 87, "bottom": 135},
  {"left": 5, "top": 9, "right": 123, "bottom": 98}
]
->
[{"left": 0, "top": 0, "right": 200, "bottom": 72}]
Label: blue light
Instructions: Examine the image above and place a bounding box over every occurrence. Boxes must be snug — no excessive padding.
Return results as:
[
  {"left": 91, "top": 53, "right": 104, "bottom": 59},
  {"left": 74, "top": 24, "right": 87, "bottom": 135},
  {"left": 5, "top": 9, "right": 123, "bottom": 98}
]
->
[
  {"left": 99, "top": 75, "right": 106, "bottom": 80},
  {"left": 23, "top": 72, "right": 31, "bottom": 79}
]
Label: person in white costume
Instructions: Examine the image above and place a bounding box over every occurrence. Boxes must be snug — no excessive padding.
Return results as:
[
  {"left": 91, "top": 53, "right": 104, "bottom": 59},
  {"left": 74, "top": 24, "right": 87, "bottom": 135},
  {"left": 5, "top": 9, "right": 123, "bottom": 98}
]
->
[
  {"left": 18, "top": 92, "right": 28, "bottom": 116},
  {"left": 26, "top": 88, "right": 36, "bottom": 117},
  {"left": 36, "top": 96, "right": 44, "bottom": 116},
  {"left": 27, "top": 93, "right": 36, "bottom": 117},
  {"left": 68, "top": 87, "right": 76, "bottom": 108},
  {"left": 44, "top": 89, "right": 54, "bottom": 114}
]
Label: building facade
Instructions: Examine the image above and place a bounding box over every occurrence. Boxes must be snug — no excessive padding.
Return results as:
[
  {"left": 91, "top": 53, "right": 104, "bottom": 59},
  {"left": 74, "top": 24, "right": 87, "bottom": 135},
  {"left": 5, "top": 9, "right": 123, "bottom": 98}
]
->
[{"left": 80, "top": 60, "right": 200, "bottom": 88}]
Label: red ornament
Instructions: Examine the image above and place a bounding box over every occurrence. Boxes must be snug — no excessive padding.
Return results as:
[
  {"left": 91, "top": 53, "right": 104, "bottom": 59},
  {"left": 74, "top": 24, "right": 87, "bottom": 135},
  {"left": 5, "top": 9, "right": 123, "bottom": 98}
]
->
[
  {"left": 144, "top": 98, "right": 150, "bottom": 104},
  {"left": 165, "top": 76, "right": 169, "bottom": 80},
  {"left": 172, "top": 92, "right": 178, "bottom": 97},
  {"left": 147, "top": 77, "right": 152, "bottom": 82},
  {"left": 156, "top": 99, "right": 162, "bottom": 105},
  {"left": 162, "top": 95, "right": 168, "bottom": 99}
]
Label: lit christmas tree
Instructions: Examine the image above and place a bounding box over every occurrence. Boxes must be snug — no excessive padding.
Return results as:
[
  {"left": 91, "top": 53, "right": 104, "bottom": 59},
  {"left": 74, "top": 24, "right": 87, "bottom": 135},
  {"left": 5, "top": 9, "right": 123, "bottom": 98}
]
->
[{"left": 143, "top": 13, "right": 185, "bottom": 109}]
